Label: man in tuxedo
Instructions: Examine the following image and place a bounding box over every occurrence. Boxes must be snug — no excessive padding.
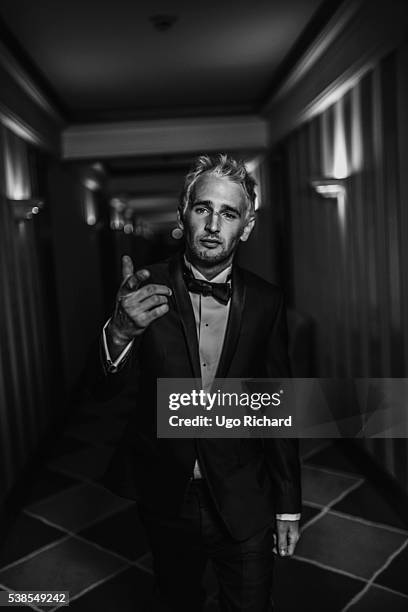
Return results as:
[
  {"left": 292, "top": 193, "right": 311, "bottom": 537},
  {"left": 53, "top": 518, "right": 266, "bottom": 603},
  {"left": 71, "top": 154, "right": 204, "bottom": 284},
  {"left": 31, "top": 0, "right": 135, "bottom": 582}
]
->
[{"left": 89, "top": 154, "right": 301, "bottom": 611}]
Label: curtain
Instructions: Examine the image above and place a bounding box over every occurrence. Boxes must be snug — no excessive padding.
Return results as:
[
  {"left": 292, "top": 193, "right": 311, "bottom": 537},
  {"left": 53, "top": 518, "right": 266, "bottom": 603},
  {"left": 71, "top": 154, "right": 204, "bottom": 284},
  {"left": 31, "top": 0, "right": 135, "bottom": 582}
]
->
[
  {"left": 276, "top": 51, "right": 408, "bottom": 491},
  {"left": 0, "top": 125, "right": 49, "bottom": 500}
]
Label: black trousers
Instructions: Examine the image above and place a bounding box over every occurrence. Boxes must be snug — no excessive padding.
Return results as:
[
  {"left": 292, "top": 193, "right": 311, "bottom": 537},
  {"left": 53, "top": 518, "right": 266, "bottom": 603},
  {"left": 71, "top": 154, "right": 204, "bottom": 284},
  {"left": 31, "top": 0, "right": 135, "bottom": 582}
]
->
[{"left": 139, "top": 479, "right": 275, "bottom": 612}]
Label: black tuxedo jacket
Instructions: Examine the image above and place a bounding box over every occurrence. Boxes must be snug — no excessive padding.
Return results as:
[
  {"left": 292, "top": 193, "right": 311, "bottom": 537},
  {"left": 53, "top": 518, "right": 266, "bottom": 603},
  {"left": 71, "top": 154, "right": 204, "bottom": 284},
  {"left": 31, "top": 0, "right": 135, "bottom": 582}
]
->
[{"left": 87, "top": 253, "right": 301, "bottom": 541}]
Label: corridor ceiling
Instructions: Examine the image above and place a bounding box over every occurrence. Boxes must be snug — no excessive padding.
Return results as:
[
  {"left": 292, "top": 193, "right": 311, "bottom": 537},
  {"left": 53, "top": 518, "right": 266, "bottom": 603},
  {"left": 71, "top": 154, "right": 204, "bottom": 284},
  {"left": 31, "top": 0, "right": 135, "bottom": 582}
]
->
[{"left": 0, "top": 0, "right": 342, "bottom": 123}]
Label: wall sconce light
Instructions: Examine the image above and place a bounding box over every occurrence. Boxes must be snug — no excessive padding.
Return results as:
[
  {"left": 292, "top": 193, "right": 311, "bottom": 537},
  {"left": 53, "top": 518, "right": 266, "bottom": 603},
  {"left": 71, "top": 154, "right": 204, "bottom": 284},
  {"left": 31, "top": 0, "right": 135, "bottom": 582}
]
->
[
  {"left": 310, "top": 179, "right": 345, "bottom": 199},
  {"left": 83, "top": 188, "right": 98, "bottom": 226},
  {"left": 8, "top": 198, "right": 44, "bottom": 221},
  {"left": 310, "top": 178, "right": 347, "bottom": 232},
  {"left": 109, "top": 196, "right": 128, "bottom": 231}
]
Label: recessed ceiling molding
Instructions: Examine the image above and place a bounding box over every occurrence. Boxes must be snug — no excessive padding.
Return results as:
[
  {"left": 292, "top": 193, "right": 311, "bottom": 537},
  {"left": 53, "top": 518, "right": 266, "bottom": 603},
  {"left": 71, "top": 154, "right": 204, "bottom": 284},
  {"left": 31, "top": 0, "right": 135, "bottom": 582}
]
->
[
  {"left": 0, "top": 40, "right": 63, "bottom": 125},
  {"left": 62, "top": 116, "right": 269, "bottom": 159},
  {"left": 264, "top": 0, "right": 408, "bottom": 146},
  {"left": 0, "top": 101, "right": 50, "bottom": 149},
  {"left": 262, "top": 0, "right": 362, "bottom": 112},
  {"left": 298, "top": 59, "right": 375, "bottom": 129}
]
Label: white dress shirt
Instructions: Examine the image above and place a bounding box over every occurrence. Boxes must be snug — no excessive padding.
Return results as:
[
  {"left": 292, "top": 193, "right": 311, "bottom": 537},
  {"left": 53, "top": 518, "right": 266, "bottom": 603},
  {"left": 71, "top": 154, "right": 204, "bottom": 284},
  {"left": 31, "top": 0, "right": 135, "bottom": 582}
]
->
[
  {"left": 184, "top": 259, "right": 231, "bottom": 479},
  {"left": 102, "top": 260, "right": 300, "bottom": 521}
]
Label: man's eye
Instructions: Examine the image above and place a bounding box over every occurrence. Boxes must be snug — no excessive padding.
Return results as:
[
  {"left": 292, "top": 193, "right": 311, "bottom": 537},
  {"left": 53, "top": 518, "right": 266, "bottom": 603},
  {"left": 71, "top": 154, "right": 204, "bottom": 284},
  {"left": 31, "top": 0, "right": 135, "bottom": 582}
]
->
[
  {"left": 195, "top": 207, "right": 208, "bottom": 214},
  {"left": 224, "top": 212, "right": 237, "bottom": 220}
]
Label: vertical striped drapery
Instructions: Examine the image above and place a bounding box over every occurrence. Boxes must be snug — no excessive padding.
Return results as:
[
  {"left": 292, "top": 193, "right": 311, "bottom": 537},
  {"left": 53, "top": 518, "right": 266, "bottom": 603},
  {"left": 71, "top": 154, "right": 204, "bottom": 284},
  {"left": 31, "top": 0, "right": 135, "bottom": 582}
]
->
[
  {"left": 277, "top": 51, "right": 408, "bottom": 491},
  {"left": 4, "top": 128, "right": 31, "bottom": 200},
  {"left": 0, "top": 125, "right": 50, "bottom": 501}
]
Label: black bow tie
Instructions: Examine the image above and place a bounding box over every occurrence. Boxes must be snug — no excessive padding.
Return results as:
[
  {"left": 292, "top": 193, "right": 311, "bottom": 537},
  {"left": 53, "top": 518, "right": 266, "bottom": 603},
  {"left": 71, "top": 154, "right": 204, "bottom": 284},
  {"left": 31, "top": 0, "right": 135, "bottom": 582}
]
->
[{"left": 183, "top": 272, "right": 231, "bottom": 305}]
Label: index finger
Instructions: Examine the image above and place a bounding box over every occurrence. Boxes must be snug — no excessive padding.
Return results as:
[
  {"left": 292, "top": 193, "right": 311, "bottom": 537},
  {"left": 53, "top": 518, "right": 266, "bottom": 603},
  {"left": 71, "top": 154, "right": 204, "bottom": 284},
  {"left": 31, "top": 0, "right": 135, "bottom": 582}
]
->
[{"left": 121, "top": 255, "right": 134, "bottom": 281}]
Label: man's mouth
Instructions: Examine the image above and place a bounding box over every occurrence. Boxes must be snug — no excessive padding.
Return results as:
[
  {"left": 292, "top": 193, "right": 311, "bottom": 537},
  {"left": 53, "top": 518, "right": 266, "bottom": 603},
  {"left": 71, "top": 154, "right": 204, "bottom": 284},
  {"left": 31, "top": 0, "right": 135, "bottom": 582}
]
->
[{"left": 200, "top": 237, "right": 221, "bottom": 248}]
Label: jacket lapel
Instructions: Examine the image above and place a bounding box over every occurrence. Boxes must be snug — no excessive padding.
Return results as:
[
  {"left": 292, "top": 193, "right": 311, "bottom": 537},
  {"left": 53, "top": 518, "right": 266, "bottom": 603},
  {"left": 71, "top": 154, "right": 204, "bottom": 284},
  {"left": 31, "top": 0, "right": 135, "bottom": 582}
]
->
[
  {"left": 169, "top": 254, "right": 246, "bottom": 381},
  {"left": 169, "top": 254, "right": 202, "bottom": 380},
  {"left": 214, "top": 263, "right": 246, "bottom": 379}
]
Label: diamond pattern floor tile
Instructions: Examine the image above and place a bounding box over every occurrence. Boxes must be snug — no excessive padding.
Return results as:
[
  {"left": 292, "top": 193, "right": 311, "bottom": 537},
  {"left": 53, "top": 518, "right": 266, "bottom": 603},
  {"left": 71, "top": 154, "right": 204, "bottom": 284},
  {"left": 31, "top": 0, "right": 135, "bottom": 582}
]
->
[
  {"left": 300, "top": 504, "right": 321, "bottom": 528},
  {"left": 305, "top": 442, "right": 362, "bottom": 475},
  {"left": 67, "top": 566, "right": 152, "bottom": 611},
  {"left": 21, "top": 468, "right": 80, "bottom": 507},
  {"left": 78, "top": 505, "right": 149, "bottom": 561},
  {"left": 374, "top": 541, "right": 408, "bottom": 595},
  {"left": 333, "top": 481, "right": 408, "bottom": 530},
  {"left": 302, "top": 465, "right": 362, "bottom": 507},
  {"left": 273, "top": 557, "right": 362, "bottom": 612},
  {"left": 0, "top": 536, "right": 128, "bottom": 602},
  {"left": 296, "top": 512, "right": 407, "bottom": 579},
  {"left": 347, "top": 584, "right": 408, "bottom": 611},
  {"left": 0, "top": 514, "right": 65, "bottom": 570},
  {"left": 48, "top": 446, "right": 114, "bottom": 482},
  {"left": 3, "top": 399, "right": 408, "bottom": 612},
  {"left": 26, "top": 482, "right": 132, "bottom": 532}
]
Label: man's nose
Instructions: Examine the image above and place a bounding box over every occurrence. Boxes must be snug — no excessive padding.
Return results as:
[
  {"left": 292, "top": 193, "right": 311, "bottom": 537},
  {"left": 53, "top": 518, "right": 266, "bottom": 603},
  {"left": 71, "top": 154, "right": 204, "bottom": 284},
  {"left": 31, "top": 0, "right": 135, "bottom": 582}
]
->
[{"left": 205, "top": 211, "right": 221, "bottom": 233}]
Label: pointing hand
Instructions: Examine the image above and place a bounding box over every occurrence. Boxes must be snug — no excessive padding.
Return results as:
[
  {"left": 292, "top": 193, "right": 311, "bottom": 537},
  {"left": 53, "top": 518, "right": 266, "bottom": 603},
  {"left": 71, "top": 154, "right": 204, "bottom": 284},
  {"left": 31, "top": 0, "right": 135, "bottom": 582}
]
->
[{"left": 109, "top": 255, "right": 172, "bottom": 343}]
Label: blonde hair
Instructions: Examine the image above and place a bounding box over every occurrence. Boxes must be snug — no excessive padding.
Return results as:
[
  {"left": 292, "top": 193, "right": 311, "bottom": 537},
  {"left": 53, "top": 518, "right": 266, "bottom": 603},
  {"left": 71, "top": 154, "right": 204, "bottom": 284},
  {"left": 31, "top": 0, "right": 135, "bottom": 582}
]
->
[{"left": 179, "top": 153, "right": 256, "bottom": 219}]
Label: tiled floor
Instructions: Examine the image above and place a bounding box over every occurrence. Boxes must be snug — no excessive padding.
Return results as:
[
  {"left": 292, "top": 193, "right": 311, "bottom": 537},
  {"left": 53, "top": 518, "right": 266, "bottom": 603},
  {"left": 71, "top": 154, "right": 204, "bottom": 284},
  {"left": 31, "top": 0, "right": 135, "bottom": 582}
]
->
[{"left": 0, "top": 404, "right": 407, "bottom": 612}]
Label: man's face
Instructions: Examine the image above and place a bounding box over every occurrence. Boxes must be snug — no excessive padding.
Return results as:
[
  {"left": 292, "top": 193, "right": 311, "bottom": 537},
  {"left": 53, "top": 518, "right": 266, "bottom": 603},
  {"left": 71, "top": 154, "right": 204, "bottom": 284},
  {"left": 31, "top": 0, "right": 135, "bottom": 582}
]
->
[{"left": 179, "top": 174, "right": 254, "bottom": 267}]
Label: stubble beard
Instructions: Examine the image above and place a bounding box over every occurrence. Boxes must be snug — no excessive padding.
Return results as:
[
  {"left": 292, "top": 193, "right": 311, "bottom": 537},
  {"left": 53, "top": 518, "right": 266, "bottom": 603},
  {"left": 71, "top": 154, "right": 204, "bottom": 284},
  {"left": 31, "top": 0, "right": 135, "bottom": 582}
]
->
[{"left": 187, "top": 236, "right": 236, "bottom": 270}]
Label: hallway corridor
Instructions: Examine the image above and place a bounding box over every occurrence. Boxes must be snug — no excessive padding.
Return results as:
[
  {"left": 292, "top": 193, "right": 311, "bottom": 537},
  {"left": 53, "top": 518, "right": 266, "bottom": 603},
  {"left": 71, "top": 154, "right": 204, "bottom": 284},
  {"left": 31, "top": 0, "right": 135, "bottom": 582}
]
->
[
  {"left": 0, "top": 400, "right": 407, "bottom": 612},
  {"left": 1, "top": 1, "right": 408, "bottom": 610}
]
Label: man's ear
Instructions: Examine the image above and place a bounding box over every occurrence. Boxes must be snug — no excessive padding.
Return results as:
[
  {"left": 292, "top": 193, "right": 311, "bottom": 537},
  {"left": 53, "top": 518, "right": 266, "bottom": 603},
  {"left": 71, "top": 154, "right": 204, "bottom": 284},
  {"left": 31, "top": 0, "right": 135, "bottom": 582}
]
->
[
  {"left": 240, "top": 215, "right": 255, "bottom": 242},
  {"left": 177, "top": 209, "right": 184, "bottom": 231}
]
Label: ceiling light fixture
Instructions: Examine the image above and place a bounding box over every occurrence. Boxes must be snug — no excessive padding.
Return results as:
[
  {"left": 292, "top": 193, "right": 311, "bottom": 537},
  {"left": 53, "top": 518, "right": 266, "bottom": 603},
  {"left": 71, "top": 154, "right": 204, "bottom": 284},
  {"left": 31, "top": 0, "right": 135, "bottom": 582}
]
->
[{"left": 149, "top": 14, "right": 178, "bottom": 32}]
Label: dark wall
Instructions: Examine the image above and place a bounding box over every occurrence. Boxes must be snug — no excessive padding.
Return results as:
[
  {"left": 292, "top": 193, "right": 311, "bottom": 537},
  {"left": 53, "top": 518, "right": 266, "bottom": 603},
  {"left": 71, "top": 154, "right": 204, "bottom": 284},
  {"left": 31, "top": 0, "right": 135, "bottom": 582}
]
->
[
  {"left": 47, "top": 161, "right": 106, "bottom": 393},
  {"left": 0, "top": 128, "right": 60, "bottom": 501}
]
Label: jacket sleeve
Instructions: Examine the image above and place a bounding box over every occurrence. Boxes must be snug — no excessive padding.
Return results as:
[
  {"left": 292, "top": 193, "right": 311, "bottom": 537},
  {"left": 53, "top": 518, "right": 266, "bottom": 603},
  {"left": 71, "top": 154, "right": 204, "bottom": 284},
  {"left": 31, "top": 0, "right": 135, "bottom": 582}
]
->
[
  {"left": 263, "top": 290, "right": 302, "bottom": 515},
  {"left": 83, "top": 331, "right": 142, "bottom": 402}
]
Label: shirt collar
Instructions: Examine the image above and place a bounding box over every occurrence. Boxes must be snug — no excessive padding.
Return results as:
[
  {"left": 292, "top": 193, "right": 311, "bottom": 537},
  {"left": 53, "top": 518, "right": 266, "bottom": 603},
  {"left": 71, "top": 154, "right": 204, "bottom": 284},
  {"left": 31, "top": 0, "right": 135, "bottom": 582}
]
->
[{"left": 184, "top": 255, "right": 232, "bottom": 284}]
